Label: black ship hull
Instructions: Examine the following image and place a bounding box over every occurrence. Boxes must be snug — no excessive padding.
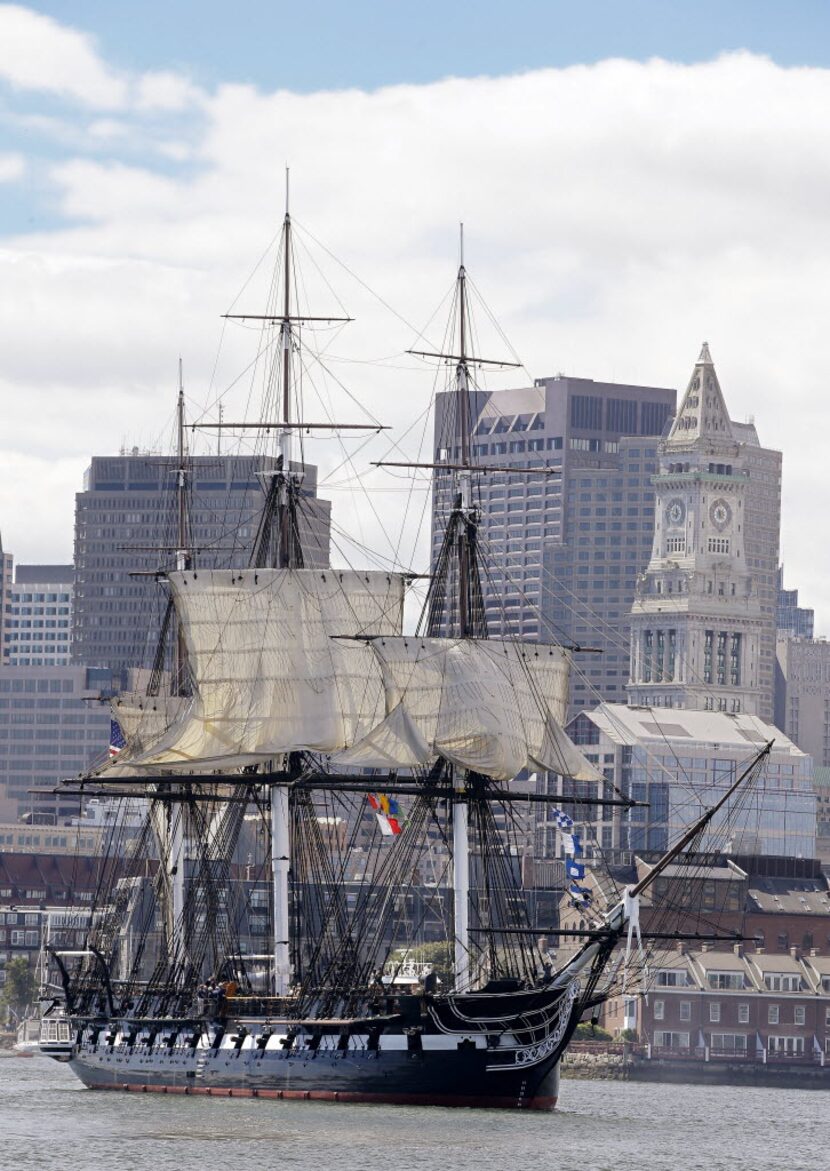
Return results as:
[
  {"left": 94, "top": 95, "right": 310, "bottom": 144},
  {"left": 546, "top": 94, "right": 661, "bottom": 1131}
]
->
[
  {"left": 43, "top": 981, "right": 579, "bottom": 1111},
  {"left": 66, "top": 1043, "right": 560, "bottom": 1110}
]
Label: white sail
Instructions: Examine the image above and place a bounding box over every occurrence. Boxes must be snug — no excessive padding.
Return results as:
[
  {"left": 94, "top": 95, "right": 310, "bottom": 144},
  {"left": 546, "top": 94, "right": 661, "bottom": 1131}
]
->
[
  {"left": 338, "top": 636, "right": 604, "bottom": 783},
  {"left": 125, "top": 568, "right": 405, "bottom": 770}
]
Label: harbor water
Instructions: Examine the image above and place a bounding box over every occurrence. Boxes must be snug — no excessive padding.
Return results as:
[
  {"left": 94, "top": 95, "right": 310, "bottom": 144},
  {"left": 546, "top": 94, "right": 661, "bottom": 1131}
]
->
[{"left": 1, "top": 1055, "right": 823, "bottom": 1171}]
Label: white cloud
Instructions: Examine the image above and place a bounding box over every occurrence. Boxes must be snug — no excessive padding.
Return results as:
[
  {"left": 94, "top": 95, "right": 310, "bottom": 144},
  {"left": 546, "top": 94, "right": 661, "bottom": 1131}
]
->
[
  {"left": 0, "top": 151, "right": 24, "bottom": 181},
  {"left": 0, "top": 4, "right": 128, "bottom": 107},
  {"left": 3, "top": 48, "right": 830, "bottom": 630},
  {"left": 133, "top": 70, "right": 203, "bottom": 112}
]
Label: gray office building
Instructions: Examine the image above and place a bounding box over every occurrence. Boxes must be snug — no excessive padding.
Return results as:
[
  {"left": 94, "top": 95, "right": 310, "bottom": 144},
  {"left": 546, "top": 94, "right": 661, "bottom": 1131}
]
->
[
  {"left": 0, "top": 664, "right": 116, "bottom": 821},
  {"left": 73, "top": 451, "right": 331, "bottom": 680},
  {"left": 431, "top": 375, "right": 676, "bottom": 719}
]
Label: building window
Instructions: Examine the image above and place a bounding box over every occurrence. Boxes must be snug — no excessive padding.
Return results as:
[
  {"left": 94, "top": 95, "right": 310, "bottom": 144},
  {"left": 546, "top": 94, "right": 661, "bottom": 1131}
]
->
[
  {"left": 655, "top": 969, "right": 687, "bottom": 987},
  {"left": 768, "top": 1004, "right": 779, "bottom": 1024},
  {"left": 708, "top": 972, "right": 744, "bottom": 990},
  {"left": 768, "top": 1035, "right": 804, "bottom": 1056},
  {"left": 570, "top": 394, "right": 603, "bottom": 431},
  {"left": 764, "top": 974, "right": 801, "bottom": 992},
  {"left": 711, "top": 1034, "right": 747, "bottom": 1053},
  {"left": 794, "top": 1006, "right": 806, "bottom": 1026},
  {"left": 738, "top": 1003, "right": 750, "bottom": 1024},
  {"left": 679, "top": 1001, "right": 691, "bottom": 1022},
  {"left": 653, "top": 1031, "right": 690, "bottom": 1051},
  {"left": 709, "top": 1002, "right": 721, "bottom": 1022},
  {"left": 653, "top": 1000, "right": 665, "bottom": 1021}
]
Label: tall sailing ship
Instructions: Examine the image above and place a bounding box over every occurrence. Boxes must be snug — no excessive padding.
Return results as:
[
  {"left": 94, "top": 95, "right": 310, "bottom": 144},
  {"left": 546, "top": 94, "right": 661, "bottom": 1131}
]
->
[{"left": 39, "top": 200, "right": 773, "bottom": 1109}]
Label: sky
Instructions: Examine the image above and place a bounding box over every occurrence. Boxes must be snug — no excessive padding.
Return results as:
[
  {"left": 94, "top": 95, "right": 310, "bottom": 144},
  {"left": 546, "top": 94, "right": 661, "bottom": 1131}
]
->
[{"left": 2, "top": 2, "right": 830, "bottom": 628}]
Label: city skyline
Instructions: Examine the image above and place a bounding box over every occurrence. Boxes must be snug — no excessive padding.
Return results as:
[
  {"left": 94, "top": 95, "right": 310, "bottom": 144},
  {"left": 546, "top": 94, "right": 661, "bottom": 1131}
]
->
[{"left": 3, "top": 6, "right": 830, "bottom": 634}]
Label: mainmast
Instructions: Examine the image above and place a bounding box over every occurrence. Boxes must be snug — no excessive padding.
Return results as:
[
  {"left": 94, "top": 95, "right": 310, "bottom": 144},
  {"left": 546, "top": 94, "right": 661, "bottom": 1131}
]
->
[
  {"left": 170, "top": 359, "right": 191, "bottom": 970},
  {"left": 452, "top": 226, "right": 473, "bottom": 990},
  {"left": 271, "top": 174, "right": 298, "bottom": 999}
]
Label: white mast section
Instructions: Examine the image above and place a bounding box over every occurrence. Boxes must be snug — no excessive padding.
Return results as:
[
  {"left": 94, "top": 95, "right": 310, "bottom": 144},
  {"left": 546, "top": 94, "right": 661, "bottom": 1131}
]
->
[
  {"left": 271, "top": 783, "right": 291, "bottom": 995},
  {"left": 452, "top": 780, "right": 470, "bottom": 991}
]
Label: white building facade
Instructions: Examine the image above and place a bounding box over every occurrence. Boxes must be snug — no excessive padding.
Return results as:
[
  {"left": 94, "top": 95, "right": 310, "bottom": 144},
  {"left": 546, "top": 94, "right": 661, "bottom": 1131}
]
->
[{"left": 563, "top": 704, "right": 815, "bottom": 861}]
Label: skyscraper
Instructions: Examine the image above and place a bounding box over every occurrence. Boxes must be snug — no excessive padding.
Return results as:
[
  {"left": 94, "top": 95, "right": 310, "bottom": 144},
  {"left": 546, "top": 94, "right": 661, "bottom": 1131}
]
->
[
  {"left": 2, "top": 565, "right": 73, "bottom": 667},
  {"left": 73, "top": 451, "right": 331, "bottom": 680},
  {"left": 628, "top": 345, "right": 781, "bottom": 719},
  {"left": 431, "top": 375, "right": 676, "bottom": 718}
]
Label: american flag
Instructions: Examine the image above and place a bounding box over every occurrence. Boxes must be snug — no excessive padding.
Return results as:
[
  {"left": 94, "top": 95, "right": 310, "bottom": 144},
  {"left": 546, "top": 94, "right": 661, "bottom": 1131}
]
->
[{"left": 109, "top": 717, "right": 126, "bottom": 758}]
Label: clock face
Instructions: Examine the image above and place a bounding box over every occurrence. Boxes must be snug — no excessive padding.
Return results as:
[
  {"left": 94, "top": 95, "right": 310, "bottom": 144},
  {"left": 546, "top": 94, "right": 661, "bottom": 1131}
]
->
[
  {"left": 665, "top": 498, "right": 685, "bottom": 527},
  {"left": 709, "top": 498, "right": 732, "bottom": 531}
]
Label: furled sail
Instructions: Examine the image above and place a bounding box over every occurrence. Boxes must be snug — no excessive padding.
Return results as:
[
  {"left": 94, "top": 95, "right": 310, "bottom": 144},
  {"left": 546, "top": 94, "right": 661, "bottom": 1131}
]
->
[
  {"left": 112, "top": 693, "right": 190, "bottom": 756},
  {"left": 338, "top": 636, "right": 604, "bottom": 783},
  {"left": 122, "top": 569, "right": 405, "bottom": 771}
]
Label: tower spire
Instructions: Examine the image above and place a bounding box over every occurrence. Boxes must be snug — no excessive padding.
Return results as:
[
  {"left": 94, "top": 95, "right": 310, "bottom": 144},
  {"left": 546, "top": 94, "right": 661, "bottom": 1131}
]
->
[{"left": 667, "top": 341, "right": 732, "bottom": 445}]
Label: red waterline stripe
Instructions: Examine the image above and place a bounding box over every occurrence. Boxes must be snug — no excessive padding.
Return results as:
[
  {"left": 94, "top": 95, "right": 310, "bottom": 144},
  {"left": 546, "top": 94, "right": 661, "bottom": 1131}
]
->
[{"left": 98, "top": 1083, "right": 556, "bottom": 1110}]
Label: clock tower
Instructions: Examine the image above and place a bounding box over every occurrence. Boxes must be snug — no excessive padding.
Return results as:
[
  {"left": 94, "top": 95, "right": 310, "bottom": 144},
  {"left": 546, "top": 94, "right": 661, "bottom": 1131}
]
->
[{"left": 628, "top": 344, "right": 763, "bottom": 714}]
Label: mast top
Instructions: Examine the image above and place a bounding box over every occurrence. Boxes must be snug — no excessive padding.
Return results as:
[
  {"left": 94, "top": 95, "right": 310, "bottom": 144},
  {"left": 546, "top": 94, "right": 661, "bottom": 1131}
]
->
[
  {"left": 459, "top": 221, "right": 464, "bottom": 271},
  {"left": 285, "top": 165, "right": 290, "bottom": 219}
]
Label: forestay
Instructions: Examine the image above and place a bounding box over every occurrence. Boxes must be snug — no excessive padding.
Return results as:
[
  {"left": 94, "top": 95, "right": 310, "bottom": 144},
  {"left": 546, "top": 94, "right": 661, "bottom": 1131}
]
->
[
  {"left": 338, "top": 636, "right": 604, "bottom": 782},
  {"left": 124, "top": 569, "right": 405, "bottom": 770}
]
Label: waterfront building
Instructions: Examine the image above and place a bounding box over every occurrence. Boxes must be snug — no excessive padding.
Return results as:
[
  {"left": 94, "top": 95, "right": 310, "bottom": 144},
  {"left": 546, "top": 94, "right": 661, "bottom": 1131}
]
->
[
  {"left": 628, "top": 345, "right": 781, "bottom": 720},
  {"left": 604, "top": 941, "right": 830, "bottom": 1060},
  {"left": 549, "top": 703, "right": 815, "bottom": 862},
  {"left": 564, "top": 852, "right": 830, "bottom": 1057},
  {"left": 2, "top": 564, "right": 73, "bottom": 667},
  {"left": 72, "top": 450, "right": 331, "bottom": 680},
  {"left": 777, "top": 567, "right": 814, "bottom": 640},
  {"left": 432, "top": 374, "right": 676, "bottom": 718},
  {"left": 0, "top": 820, "right": 103, "bottom": 856}
]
